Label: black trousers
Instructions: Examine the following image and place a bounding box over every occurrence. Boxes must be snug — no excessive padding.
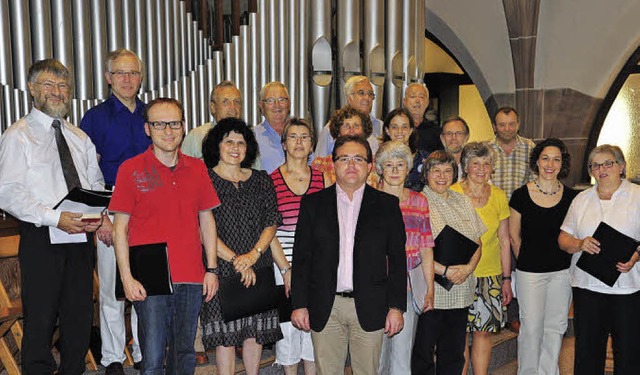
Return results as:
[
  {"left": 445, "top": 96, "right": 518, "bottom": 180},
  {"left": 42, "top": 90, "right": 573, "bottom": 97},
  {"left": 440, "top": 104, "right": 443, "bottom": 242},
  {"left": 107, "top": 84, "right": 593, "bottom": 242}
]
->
[
  {"left": 411, "top": 308, "right": 468, "bottom": 375},
  {"left": 19, "top": 223, "right": 95, "bottom": 375},
  {"left": 573, "top": 287, "right": 640, "bottom": 375}
]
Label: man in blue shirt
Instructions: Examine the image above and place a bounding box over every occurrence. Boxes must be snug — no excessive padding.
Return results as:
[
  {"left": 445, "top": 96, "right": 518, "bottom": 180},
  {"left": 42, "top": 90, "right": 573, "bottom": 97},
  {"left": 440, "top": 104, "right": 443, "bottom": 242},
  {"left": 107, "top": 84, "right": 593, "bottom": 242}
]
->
[
  {"left": 254, "top": 81, "right": 291, "bottom": 174},
  {"left": 80, "top": 48, "right": 149, "bottom": 375}
]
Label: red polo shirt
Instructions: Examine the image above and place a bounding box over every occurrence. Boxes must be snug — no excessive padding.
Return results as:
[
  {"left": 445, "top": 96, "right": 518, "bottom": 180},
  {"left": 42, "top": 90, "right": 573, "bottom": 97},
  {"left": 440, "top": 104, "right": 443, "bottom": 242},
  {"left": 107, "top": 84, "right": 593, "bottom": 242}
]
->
[{"left": 109, "top": 147, "right": 220, "bottom": 283}]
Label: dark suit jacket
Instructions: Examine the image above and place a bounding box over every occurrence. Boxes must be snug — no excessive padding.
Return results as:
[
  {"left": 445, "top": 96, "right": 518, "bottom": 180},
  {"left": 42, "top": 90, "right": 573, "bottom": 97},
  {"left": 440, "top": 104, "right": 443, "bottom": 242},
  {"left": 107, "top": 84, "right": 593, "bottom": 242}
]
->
[{"left": 291, "top": 184, "right": 407, "bottom": 332}]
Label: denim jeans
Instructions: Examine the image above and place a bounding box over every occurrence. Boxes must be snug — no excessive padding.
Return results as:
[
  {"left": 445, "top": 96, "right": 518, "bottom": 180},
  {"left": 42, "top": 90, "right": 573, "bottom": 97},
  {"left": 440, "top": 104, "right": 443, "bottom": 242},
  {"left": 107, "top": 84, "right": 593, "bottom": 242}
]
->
[{"left": 133, "top": 284, "right": 202, "bottom": 375}]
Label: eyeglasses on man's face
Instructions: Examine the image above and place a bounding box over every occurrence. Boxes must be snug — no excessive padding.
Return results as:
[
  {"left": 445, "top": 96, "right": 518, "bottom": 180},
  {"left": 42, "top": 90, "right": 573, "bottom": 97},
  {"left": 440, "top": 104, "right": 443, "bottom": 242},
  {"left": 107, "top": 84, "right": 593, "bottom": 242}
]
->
[
  {"left": 148, "top": 120, "right": 183, "bottom": 130},
  {"left": 261, "top": 97, "right": 289, "bottom": 105}
]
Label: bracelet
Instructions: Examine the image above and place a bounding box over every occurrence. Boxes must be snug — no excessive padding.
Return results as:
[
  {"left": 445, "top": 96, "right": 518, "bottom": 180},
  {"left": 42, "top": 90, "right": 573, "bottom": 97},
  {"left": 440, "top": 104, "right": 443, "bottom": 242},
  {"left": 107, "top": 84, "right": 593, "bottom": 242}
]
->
[
  {"left": 230, "top": 255, "right": 238, "bottom": 264},
  {"left": 280, "top": 266, "right": 292, "bottom": 275},
  {"left": 502, "top": 275, "right": 512, "bottom": 281},
  {"left": 254, "top": 247, "right": 263, "bottom": 255},
  {"left": 205, "top": 267, "right": 219, "bottom": 275},
  {"left": 443, "top": 266, "right": 449, "bottom": 278}
]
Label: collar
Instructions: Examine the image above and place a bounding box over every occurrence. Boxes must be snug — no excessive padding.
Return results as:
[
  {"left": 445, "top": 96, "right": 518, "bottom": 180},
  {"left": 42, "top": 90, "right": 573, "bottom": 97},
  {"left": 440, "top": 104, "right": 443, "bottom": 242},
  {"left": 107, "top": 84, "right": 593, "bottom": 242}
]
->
[
  {"left": 27, "top": 108, "right": 61, "bottom": 130},
  {"left": 491, "top": 134, "right": 528, "bottom": 148},
  {"left": 336, "top": 181, "right": 366, "bottom": 202},
  {"left": 589, "top": 179, "right": 631, "bottom": 199},
  {"left": 143, "top": 146, "right": 186, "bottom": 172},
  {"left": 110, "top": 94, "right": 143, "bottom": 114},
  {"left": 261, "top": 119, "right": 283, "bottom": 138}
]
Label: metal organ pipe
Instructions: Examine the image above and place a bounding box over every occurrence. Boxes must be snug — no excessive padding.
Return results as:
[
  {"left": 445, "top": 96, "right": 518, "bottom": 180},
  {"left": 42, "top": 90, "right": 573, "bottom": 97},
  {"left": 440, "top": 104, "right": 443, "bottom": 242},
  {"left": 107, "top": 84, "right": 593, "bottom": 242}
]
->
[
  {"left": 385, "top": 0, "right": 403, "bottom": 113},
  {"left": 91, "top": 0, "right": 108, "bottom": 100},
  {"left": 122, "top": 0, "right": 136, "bottom": 52},
  {"left": 30, "top": 0, "right": 53, "bottom": 62},
  {"left": 106, "top": 0, "right": 122, "bottom": 51},
  {"left": 363, "top": 0, "right": 385, "bottom": 120},
  {"left": 240, "top": 25, "right": 251, "bottom": 122},
  {"left": 402, "top": 0, "right": 417, "bottom": 93},
  {"left": 249, "top": 9, "right": 261, "bottom": 125},
  {"left": 310, "top": 0, "right": 333, "bottom": 134},
  {"left": 133, "top": 0, "right": 147, "bottom": 92},
  {"left": 287, "top": 0, "right": 298, "bottom": 117},
  {"left": 297, "top": 0, "right": 309, "bottom": 120},
  {"left": 337, "top": 0, "right": 362, "bottom": 106}
]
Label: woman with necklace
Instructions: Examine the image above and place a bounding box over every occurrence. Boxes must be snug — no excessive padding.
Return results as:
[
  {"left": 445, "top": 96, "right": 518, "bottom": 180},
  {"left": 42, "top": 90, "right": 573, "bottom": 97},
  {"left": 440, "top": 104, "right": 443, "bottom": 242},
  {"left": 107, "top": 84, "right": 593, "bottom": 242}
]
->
[
  {"left": 559, "top": 144, "right": 640, "bottom": 375},
  {"left": 450, "top": 142, "right": 512, "bottom": 375},
  {"left": 200, "top": 118, "right": 283, "bottom": 375},
  {"left": 268, "top": 118, "right": 324, "bottom": 375},
  {"left": 412, "top": 150, "right": 486, "bottom": 374},
  {"left": 509, "top": 138, "right": 578, "bottom": 375},
  {"left": 374, "top": 141, "right": 435, "bottom": 375}
]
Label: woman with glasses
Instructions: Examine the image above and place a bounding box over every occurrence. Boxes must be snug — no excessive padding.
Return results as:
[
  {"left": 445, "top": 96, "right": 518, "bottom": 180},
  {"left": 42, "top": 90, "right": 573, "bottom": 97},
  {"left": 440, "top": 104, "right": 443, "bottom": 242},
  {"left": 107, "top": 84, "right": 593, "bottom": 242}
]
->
[
  {"left": 509, "top": 138, "right": 577, "bottom": 375},
  {"left": 311, "top": 106, "right": 379, "bottom": 187},
  {"left": 269, "top": 118, "right": 324, "bottom": 375},
  {"left": 450, "top": 142, "right": 512, "bottom": 375},
  {"left": 411, "top": 151, "right": 486, "bottom": 374},
  {"left": 200, "top": 118, "right": 283, "bottom": 375},
  {"left": 374, "top": 141, "right": 435, "bottom": 374},
  {"left": 559, "top": 144, "right": 640, "bottom": 375},
  {"left": 379, "top": 108, "right": 429, "bottom": 192}
]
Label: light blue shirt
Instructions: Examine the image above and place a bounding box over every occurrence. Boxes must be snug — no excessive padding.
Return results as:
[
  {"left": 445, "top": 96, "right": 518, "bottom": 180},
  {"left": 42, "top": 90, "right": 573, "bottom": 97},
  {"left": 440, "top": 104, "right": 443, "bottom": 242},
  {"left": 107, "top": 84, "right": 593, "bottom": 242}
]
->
[{"left": 254, "top": 120, "right": 285, "bottom": 174}]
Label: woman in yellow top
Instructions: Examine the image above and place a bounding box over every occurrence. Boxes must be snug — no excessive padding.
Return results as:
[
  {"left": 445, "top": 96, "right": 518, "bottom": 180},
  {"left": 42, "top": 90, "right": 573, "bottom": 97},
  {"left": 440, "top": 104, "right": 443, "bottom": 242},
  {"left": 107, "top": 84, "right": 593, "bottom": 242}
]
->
[{"left": 450, "top": 142, "right": 513, "bottom": 375}]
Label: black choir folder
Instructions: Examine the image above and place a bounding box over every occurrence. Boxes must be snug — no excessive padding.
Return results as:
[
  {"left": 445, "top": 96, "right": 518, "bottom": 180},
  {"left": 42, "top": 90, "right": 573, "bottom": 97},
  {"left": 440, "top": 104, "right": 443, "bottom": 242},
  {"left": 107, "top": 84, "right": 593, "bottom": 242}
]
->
[
  {"left": 53, "top": 187, "right": 112, "bottom": 209},
  {"left": 576, "top": 222, "right": 639, "bottom": 287},
  {"left": 115, "top": 243, "right": 173, "bottom": 299},
  {"left": 434, "top": 225, "right": 479, "bottom": 291},
  {"left": 218, "top": 267, "right": 281, "bottom": 322}
]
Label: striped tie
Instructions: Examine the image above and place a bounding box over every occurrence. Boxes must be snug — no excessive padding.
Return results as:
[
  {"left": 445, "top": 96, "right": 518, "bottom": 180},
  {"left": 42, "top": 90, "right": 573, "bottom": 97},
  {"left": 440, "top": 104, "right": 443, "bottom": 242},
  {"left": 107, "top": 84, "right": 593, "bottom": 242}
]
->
[{"left": 52, "top": 119, "right": 81, "bottom": 191}]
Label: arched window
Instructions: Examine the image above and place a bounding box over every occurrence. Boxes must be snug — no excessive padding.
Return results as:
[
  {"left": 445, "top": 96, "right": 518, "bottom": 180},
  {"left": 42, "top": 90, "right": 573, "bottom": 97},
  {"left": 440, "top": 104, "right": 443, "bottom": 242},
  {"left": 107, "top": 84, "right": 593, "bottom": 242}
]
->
[{"left": 587, "top": 47, "right": 640, "bottom": 181}]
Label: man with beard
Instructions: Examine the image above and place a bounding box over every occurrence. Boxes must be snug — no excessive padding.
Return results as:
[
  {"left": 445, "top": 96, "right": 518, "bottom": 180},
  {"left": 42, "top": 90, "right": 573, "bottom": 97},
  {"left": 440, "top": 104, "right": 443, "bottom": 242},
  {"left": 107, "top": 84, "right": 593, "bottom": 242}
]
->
[
  {"left": 0, "top": 59, "right": 105, "bottom": 374},
  {"left": 440, "top": 117, "right": 471, "bottom": 181},
  {"left": 80, "top": 48, "right": 147, "bottom": 374}
]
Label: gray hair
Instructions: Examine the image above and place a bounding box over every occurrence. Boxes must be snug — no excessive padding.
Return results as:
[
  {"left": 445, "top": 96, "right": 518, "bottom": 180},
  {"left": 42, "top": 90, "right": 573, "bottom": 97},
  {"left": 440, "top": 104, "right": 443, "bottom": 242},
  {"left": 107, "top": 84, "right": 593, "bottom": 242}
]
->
[
  {"left": 405, "top": 82, "right": 429, "bottom": 98},
  {"left": 259, "top": 81, "right": 289, "bottom": 100},
  {"left": 588, "top": 144, "right": 626, "bottom": 178},
  {"left": 375, "top": 141, "right": 413, "bottom": 176},
  {"left": 105, "top": 48, "right": 143, "bottom": 76},
  {"left": 344, "top": 75, "right": 370, "bottom": 97},
  {"left": 210, "top": 80, "right": 239, "bottom": 103},
  {"left": 460, "top": 142, "right": 495, "bottom": 178},
  {"left": 28, "top": 58, "right": 72, "bottom": 87}
]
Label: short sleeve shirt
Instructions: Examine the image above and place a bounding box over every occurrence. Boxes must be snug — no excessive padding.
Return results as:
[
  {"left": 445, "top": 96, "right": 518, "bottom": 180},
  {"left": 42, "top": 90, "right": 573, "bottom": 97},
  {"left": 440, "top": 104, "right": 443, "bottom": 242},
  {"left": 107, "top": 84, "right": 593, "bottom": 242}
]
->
[
  {"left": 109, "top": 147, "right": 220, "bottom": 283},
  {"left": 488, "top": 135, "right": 535, "bottom": 199}
]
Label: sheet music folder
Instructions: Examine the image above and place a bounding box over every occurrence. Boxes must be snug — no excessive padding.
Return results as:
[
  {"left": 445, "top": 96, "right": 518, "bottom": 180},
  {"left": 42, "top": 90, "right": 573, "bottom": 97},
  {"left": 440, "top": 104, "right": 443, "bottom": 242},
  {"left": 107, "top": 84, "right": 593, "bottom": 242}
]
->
[
  {"left": 115, "top": 243, "right": 173, "bottom": 299},
  {"left": 218, "top": 267, "right": 281, "bottom": 322},
  {"left": 434, "top": 225, "right": 479, "bottom": 291},
  {"left": 576, "top": 222, "right": 639, "bottom": 287},
  {"left": 53, "top": 187, "right": 111, "bottom": 209}
]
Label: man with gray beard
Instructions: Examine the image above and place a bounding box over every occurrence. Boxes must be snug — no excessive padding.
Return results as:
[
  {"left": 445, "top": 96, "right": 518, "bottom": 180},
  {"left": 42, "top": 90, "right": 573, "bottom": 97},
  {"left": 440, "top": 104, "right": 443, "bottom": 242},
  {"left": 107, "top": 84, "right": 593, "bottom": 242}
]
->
[{"left": 0, "top": 59, "right": 105, "bottom": 374}]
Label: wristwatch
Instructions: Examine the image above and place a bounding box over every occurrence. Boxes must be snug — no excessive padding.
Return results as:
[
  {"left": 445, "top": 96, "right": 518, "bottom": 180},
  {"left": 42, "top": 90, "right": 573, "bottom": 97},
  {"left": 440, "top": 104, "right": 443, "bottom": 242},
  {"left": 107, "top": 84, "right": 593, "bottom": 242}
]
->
[
  {"left": 205, "top": 267, "right": 219, "bottom": 275},
  {"left": 280, "top": 266, "right": 291, "bottom": 275}
]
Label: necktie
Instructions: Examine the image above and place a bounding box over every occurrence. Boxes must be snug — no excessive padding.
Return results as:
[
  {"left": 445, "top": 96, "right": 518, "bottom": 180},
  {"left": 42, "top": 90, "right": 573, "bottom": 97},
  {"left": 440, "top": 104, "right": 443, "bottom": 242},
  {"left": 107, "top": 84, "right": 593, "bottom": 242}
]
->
[{"left": 52, "top": 119, "right": 81, "bottom": 191}]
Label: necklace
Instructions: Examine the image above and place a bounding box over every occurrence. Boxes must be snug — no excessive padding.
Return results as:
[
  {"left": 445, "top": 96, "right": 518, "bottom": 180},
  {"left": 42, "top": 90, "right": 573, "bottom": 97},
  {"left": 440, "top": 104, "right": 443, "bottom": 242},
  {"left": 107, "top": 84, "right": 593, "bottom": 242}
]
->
[{"left": 534, "top": 179, "right": 561, "bottom": 196}]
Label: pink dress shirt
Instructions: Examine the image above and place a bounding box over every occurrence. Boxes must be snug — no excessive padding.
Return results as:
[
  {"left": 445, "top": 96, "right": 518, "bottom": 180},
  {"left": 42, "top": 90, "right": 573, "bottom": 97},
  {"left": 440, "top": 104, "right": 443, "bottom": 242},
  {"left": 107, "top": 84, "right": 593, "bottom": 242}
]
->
[{"left": 336, "top": 183, "right": 366, "bottom": 292}]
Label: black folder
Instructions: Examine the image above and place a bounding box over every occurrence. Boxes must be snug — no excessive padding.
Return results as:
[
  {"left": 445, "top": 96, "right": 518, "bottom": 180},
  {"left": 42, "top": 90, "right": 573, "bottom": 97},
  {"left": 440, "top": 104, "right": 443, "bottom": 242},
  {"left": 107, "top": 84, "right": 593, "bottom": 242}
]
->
[
  {"left": 434, "top": 225, "right": 479, "bottom": 291},
  {"left": 218, "top": 266, "right": 281, "bottom": 322},
  {"left": 576, "top": 222, "right": 639, "bottom": 287},
  {"left": 115, "top": 243, "right": 173, "bottom": 299},
  {"left": 53, "top": 187, "right": 112, "bottom": 209}
]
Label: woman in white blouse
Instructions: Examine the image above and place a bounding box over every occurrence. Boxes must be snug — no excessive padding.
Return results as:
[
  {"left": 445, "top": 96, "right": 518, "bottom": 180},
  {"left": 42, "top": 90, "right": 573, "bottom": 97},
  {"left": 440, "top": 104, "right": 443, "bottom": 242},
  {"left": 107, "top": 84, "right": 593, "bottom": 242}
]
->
[{"left": 558, "top": 144, "right": 640, "bottom": 375}]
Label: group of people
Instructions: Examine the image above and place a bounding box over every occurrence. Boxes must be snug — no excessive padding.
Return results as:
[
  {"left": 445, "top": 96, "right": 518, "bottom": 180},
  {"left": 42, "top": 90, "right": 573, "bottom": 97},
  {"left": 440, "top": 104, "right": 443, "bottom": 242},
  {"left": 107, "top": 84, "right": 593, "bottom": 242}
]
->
[{"left": 0, "top": 48, "right": 639, "bottom": 375}]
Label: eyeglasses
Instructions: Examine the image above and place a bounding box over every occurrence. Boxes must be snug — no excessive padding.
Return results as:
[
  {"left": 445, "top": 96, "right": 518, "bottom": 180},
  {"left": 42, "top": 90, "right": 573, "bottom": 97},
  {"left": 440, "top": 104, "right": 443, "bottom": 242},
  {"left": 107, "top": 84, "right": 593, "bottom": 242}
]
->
[
  {"left": 218, "top": 98, "right": 242, "bottom": 106},
  {"left": 148, "top": 121, "right": 183, "bottom": 130},
  {"left": 382, "top": 162, "right": 408, "bottom": 171},
  {"left": 340, "top": 123, "right": 363, "bottom": 132},
  {"left": 110, "top": 71, "right": 142, "bottom": 79},
  {"left": 35, "top": 81, "right": 70, "bottom": 92},
  {"left": 335, "top": 155, "right": 368, "bottom": 164},
  {"left": 351, "top": 90, "right": 375, "bottom": 99},
  {"left": 287, "top": 134, "right": 312, "bottom": 142},
  {"left": 443, "top": 131, "right": 467, "bottom": 137},
  {"left": 588, "top": 160, "right": 617, "bottom": 171},
  {"left": 429, "top": 168, "right": 454, "bottom": 177},
  {"left": 261, "top": 97, "right": 289, "bottom": 105}
]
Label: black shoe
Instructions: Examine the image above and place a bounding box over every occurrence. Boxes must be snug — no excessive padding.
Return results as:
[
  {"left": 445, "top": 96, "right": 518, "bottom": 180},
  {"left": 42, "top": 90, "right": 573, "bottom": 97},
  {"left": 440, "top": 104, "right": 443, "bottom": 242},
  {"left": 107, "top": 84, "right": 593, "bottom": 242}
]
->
[{"left": 105, "top": 362, "right": 125, "bottom": 375}]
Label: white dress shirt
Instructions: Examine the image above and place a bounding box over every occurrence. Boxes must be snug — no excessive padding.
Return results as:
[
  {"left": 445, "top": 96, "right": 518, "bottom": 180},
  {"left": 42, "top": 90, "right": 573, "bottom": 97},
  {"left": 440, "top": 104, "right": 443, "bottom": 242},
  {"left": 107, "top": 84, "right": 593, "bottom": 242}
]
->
[{"left": 0, "top": 108, "right": 104, "bottom": 227}]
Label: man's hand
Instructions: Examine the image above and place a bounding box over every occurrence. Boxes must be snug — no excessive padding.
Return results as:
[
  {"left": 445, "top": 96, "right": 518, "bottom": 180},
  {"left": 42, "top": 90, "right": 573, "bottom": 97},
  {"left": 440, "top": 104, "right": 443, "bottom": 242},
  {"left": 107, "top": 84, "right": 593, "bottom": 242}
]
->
[
  {"left": 291, "top": 308, "right": 311, "bottom": 332},
  {"left": 203, "top": 273, "right": 219, "bottom": 302},
  {"left": 423, "top": 292, "right": 434, "bottom": 313},
  {"left": 96, "top": 215, "right": 113, "bottom": 246},
  {"left": 384, "top": 308, "right": 404, "bottom": 337},
  {"left": 123, "top": 277, "right": 147, "bottom": 302},
  {"left": 447, "top": 265, "right": 472, "bottom": 285},
  {"left": 57, "top": 211, "right": 87, "bottom": 234}
]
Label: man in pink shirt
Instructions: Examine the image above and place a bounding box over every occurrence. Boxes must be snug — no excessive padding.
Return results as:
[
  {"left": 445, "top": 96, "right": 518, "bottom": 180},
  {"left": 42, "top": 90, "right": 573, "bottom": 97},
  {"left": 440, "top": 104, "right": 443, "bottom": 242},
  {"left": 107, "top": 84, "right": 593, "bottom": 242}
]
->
[{"left": 291, "top": 135, "right": 407, "bottom": 374}]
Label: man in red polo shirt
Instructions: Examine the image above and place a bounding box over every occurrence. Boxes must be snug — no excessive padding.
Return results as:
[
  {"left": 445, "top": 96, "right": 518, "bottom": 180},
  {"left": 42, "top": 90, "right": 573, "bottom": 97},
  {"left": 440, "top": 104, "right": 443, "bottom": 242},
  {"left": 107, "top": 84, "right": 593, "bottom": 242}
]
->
[{"left": 110, "top": 97, "right": 220, "bottom": 374}]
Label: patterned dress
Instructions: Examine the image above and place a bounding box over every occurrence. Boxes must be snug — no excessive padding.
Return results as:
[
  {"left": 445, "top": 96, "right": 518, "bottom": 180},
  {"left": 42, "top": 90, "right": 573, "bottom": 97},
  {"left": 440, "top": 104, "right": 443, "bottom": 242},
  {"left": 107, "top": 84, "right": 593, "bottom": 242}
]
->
[{"left": 201, "top": 169, "right": 283, "bottom": 347}]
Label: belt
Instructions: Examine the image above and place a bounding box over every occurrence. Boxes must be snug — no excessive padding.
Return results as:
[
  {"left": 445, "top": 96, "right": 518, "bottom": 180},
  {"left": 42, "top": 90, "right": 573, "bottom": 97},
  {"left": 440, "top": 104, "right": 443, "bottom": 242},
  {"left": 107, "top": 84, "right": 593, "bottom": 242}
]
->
[{"left": 336, "top": 291, "right": 354, "bottom": 298}]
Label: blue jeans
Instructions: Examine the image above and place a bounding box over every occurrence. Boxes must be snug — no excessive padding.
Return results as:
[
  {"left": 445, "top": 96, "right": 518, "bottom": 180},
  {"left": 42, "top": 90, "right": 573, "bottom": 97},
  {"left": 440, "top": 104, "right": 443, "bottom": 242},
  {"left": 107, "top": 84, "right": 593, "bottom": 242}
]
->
[{"left": 133, "top": 284, "right": 202, "bottom": 375}]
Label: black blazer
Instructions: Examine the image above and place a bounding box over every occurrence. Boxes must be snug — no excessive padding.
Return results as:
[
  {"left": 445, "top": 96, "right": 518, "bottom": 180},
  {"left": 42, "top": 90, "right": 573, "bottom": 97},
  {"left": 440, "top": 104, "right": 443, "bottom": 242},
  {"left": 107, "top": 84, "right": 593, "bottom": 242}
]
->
[{"left": 291, "top": 184, "right": 407, "bottom": 332}]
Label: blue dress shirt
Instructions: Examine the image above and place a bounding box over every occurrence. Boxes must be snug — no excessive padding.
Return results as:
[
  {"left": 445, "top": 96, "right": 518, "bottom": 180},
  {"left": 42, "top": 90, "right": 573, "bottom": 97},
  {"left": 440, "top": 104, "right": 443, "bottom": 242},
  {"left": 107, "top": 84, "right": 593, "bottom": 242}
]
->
[
  {"left": 80, "top": 95, "right": 150, "bottom": 185},
  {"left": 254, "top": 120, "right": 286, "bottom": 174}
]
